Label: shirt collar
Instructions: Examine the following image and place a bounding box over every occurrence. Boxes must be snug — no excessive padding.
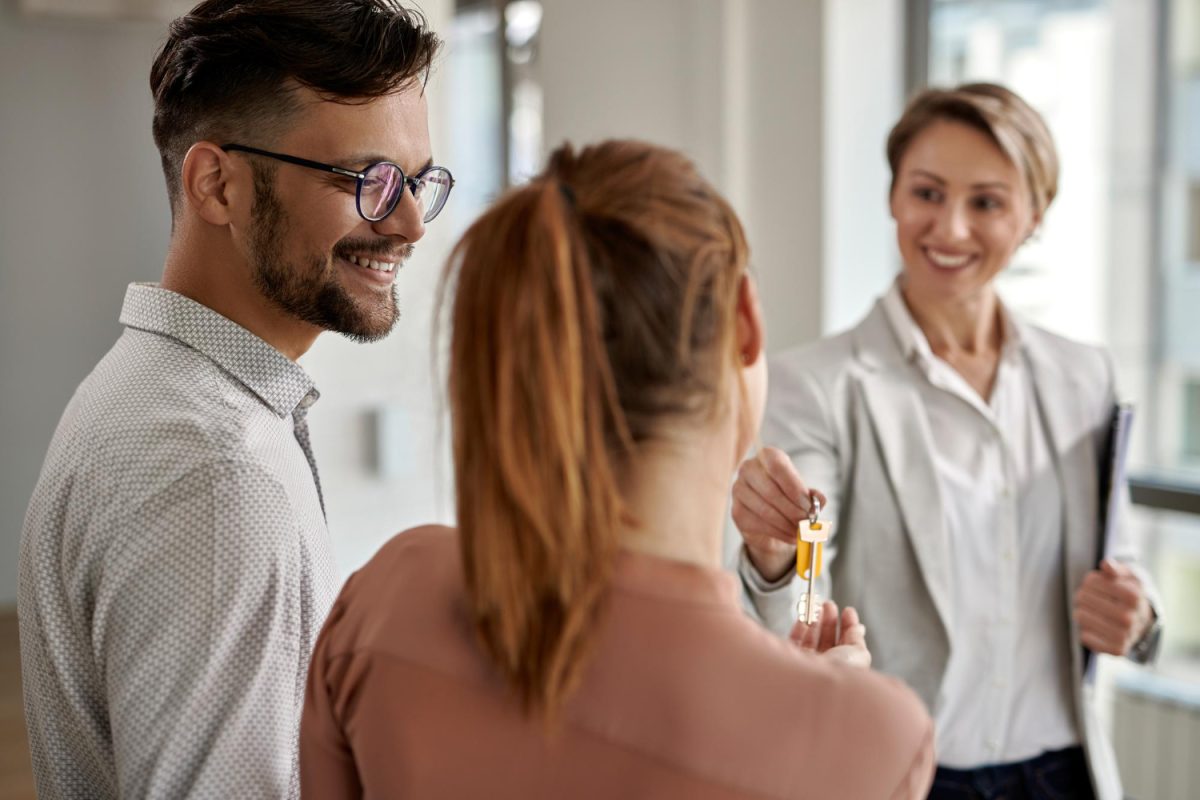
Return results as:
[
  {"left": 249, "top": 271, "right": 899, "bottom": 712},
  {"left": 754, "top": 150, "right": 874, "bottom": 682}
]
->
[
  {"left": 119, "top": 283, "right": 318, "bottom": 418},
  {"left": 880, "top": 277, "right": 1023, "bottom": 368}
]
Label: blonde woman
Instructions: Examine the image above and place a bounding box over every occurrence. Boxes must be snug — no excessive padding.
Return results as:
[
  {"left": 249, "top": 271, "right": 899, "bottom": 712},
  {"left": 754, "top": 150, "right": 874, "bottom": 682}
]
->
[
  {"left": 300, "top": 140, "right": 935, "bottom": 798},
  {"left": 732, "top": 83, "right": 1161, "bottom": 800}
]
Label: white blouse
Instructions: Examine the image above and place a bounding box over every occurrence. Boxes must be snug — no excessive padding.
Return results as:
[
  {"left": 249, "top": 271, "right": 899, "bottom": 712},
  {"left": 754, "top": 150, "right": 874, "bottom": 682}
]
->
[{"left": 881, "top": 285, "right": 1078, "bottom": 767}]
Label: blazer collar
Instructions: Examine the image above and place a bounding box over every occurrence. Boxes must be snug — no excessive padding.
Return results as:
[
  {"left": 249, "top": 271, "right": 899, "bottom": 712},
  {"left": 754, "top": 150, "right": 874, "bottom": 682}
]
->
[{"left": 1016, "top": 320, "right": 1098, "bottom": 612}]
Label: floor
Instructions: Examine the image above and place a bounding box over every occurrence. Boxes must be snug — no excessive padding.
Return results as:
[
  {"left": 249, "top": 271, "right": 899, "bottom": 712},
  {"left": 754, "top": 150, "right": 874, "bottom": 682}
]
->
[{"left": 0, "top": 610, "right": 35, "bottom": 800}]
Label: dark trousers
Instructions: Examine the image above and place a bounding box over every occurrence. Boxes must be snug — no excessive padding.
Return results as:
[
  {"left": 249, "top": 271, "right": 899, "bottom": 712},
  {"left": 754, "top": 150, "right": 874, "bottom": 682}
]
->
[{"left": 928, "top": 746, "right": 1095, "bottom": 800}]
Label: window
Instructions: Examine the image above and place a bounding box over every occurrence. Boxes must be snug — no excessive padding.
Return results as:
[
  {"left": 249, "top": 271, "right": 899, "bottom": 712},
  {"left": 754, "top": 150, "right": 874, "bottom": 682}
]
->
[{"left": 1184, "top": 380, "right": 1200, "bottom": 460}]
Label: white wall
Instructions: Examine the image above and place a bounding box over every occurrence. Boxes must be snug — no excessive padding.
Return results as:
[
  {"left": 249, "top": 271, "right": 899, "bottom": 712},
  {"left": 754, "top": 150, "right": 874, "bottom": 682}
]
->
[
  {"left": 536, "top": 0, "right": 905, "bottom": 351},
  {"left": 822, "top": 0, "right": 905, "bottom": 335},
  {"left": 0, "top": 5, "right": 173, "bottom": 607},
  {"left": 536, "top": 0, "right": 828, "bottom": 352}
]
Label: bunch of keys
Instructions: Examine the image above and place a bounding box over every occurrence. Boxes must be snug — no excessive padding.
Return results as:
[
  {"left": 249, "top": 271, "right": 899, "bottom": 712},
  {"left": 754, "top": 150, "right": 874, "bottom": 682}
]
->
[{"left": 795, "top": 495, "right": 832, "bottom": 624}]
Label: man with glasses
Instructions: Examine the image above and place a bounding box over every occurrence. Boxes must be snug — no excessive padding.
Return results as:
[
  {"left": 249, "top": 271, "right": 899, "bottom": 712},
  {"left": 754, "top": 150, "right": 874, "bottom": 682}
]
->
[{"left": 18, "top": 2, "right": 449, "bottom": 797}]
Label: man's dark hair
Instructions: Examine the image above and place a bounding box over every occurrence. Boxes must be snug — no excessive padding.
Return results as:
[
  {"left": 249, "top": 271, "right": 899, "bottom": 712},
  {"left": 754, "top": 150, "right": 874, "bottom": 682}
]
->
[{"left": 151, "top": 0, "right": 441, "bottom": 214}]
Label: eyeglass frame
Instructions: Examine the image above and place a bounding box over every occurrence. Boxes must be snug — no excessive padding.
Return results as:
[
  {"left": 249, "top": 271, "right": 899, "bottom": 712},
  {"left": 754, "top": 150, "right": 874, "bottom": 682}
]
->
[{"left": 221, "top": 143, "right": 455, "bottom": 223}]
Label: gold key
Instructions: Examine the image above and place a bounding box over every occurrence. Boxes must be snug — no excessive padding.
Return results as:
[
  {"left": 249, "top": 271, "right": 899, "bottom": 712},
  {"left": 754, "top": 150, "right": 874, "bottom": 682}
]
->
[{"left": 796, "top": 496, "right": 832, "bottom": 624}]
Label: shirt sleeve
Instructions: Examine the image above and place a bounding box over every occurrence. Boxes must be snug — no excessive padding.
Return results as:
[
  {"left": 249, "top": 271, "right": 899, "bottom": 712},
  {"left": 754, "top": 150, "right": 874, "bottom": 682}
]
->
[
  {"left": 735, "top": 354, "right": 844, "bottom": 636},
  {"left": 93, "top": 459, "right": 307, "bottom": 799}
]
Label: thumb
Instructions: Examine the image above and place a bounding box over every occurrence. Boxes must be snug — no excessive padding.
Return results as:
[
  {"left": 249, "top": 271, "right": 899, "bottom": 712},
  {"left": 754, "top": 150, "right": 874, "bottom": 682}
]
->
[{"left": 1100, "top": 559, "right": 1127, "bottom": 580}]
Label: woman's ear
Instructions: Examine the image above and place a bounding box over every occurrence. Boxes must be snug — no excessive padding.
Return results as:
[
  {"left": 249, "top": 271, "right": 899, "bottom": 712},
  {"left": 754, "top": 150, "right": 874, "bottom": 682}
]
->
[
  {"left": 1024, "top": 209, "right": 1043, "bottom": 244},
  {"left": 736, "top": 272, "right": 765, "bottom": 367}
]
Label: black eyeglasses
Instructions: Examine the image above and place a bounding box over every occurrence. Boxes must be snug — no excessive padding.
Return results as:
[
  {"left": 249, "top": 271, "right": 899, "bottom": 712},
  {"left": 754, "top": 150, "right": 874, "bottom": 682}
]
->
[{"left": 222, "top": 144, "right": 454, "bottom": 224}]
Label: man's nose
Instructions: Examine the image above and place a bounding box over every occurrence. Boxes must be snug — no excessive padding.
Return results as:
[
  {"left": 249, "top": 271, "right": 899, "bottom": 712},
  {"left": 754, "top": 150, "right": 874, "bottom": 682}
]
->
[{"left": 372, "top": 187, "right": 426, "bottom": 243}]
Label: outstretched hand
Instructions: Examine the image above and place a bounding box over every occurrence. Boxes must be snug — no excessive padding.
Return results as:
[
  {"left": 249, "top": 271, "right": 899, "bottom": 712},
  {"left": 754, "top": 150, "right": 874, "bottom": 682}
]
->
[{"left": 789, "top": 600, "right": 871, "bottom": 669}]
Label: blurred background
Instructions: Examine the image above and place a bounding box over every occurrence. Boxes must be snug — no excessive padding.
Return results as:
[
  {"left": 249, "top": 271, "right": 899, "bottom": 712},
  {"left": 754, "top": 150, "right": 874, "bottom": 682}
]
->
[{"left": 1, "top": 0, "right": 1198, "bottom": 797}]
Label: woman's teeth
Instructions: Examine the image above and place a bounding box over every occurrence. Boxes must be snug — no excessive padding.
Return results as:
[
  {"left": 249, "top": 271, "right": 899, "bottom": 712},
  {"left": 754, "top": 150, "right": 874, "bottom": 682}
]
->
[
  {"left": 927, "top": 249, "right": 971, "bottom": 268},
  {"left": 347, "top": 255, "right": 397, "bottom": 273}
]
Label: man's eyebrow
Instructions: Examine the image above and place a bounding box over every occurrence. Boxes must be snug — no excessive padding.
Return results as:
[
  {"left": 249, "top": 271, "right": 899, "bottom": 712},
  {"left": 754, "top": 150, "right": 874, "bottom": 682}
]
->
[
  {"left": 338, "top": 153, "right": 391, "bottom": 169},
  {"left": 337, "top": 153, "right": 436, "bottom": 175}
]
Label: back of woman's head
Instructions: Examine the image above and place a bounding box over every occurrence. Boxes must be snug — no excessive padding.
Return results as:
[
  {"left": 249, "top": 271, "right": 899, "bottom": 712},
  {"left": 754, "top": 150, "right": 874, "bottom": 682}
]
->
[{"left": 443, "top": 140, "right": 749, "bottom": 721}]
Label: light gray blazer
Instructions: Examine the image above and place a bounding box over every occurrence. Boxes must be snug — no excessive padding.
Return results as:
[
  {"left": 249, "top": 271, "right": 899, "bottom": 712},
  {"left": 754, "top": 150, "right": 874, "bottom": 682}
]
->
[{"left": 735, "top": 297, "right": 1160, "bottom": 800}]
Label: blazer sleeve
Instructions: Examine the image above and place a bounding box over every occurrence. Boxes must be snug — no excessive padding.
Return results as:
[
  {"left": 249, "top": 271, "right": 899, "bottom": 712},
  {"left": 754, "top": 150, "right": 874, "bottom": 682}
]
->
[{"left": 735, "top": 348, "right": 845, "bottom": 636}]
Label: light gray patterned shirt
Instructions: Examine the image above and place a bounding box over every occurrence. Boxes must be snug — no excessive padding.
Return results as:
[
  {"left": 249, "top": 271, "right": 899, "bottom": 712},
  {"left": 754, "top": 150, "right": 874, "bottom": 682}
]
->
[{"left": 19, "top": 283, "right": 339, "bottom": 799}]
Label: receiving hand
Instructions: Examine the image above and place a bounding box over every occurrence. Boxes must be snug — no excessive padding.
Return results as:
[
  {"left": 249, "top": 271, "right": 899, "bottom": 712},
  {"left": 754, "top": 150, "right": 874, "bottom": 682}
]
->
[
  {"left": 789, "top": 601, "right": 871, "bottom": 669},
  {"left": 731, "top": 447, "right": 826, "bottom": 582},
  {"left": 1073, "top": 559, "right": 1153, "bottom": 656}
]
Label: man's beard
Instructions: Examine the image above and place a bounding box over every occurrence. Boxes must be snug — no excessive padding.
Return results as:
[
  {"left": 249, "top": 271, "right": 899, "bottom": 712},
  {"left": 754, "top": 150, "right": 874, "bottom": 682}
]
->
[{"left": 248, "top": 168, "right": 403, "bottom": 343}]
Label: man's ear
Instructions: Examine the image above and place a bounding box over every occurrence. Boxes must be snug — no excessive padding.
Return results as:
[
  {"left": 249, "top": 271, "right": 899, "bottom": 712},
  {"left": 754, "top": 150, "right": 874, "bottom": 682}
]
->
[
  {"left": 180, "top": 142, "right": 245, "bottom": 226},
  {"left": 735, "top": 272, "right": 765, "bottom": 367}
]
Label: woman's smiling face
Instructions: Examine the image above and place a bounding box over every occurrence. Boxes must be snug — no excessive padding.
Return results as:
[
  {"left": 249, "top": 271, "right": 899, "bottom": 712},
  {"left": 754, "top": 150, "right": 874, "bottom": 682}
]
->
[{"left": 889, "top": 119, "right": 1038, "bottom": 307}]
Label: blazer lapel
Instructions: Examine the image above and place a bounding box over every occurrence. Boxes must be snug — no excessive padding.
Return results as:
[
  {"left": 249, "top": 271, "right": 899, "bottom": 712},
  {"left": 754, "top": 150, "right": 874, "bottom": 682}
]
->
[
  {"left": 853, "top": 307, "right": 955, "bottom": 631},
  {"left": 1021, "top": 326, "right": 1098, "bottom": 677}
]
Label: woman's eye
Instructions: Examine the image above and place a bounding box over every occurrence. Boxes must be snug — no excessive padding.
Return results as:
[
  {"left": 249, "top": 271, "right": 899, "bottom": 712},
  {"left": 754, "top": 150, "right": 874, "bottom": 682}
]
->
[
  {"left": 914, "top": 187, "right": 941, "bottom": 202},
  {"left": 973, "top": 195, "right": 1003, "bottom": 211}
]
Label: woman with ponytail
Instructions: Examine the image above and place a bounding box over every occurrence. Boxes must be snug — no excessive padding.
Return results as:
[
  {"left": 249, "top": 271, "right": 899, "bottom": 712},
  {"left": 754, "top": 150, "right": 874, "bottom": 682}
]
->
[{"left": 300, "top": 140, "right": 935, "bottom": 798}]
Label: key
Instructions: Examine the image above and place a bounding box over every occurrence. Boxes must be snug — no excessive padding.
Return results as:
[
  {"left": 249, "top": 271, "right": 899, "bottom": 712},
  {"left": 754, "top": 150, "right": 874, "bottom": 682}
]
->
[{"left": 796, "top": 496, "right": 832, "bottom": 624}]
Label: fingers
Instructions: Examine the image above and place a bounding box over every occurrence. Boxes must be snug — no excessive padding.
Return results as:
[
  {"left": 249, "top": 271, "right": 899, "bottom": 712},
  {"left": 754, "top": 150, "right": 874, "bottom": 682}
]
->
[
  {"left": 1074, "top": 584, "right": 1137, "bottom": 628},
  {"left": 788, "top": 607, "right": 824, "bottom": 651},
  {"left": 1075, "top": 568, "right": 1142, "bottom": 613},
  {"left": 1074, "top": 605, "right": 1127, "bottom": 648},
  {"left": 730, "top": 496, "right": 793, "bottom": 547},
  {"left": 839, "top": 606, "right": 866, "bottom": 647},
  {"left": 1077, "top": 616, "right": 1127, "bottom": 655},
  {"left": 1074, "top": 566, "right": 1150, "bottom": 657},
  {"left": 733, "top": 448, "right": 825, "bottom": 541},
  {"left": 818, "top": 605, "right": 871, "bottom": 669},
  {"left": 745, "top": 452, "right": 809, "bottom": 521},
  {"left": 758, "top": 446, "right": 824, "bottom": 512},
  {"left": 791, "top": 604, "right": 872, "bottom": 670},
  {"left": 732, "top": 474, "right": 795, "bottom": 546},
  {"left": 816, "top": 600, "right": 839, "bottom": 652}
]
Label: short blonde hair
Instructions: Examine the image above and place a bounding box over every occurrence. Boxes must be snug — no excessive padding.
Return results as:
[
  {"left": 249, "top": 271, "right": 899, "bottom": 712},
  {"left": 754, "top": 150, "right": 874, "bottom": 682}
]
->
[{"left": 886, "top": 82, "right": 1059, "bottom": 218}]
